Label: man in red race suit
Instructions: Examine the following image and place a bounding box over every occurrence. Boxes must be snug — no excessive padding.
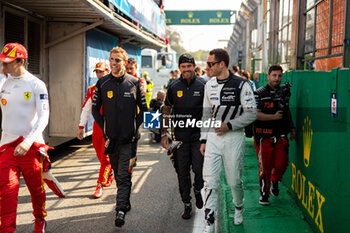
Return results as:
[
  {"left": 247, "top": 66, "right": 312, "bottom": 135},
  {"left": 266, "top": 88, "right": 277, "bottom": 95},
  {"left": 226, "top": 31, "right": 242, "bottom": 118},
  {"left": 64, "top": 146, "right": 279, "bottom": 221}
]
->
[{"left": 77, "top": 62, "right": 114, "bottom": 198}]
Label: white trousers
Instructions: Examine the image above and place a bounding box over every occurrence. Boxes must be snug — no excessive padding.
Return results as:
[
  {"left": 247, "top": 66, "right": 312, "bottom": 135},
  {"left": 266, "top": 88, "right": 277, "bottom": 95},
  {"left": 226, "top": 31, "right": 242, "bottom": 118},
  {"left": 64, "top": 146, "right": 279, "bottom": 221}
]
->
[{"left": 203, "top": 131, "right": 245, "bottom": 219}]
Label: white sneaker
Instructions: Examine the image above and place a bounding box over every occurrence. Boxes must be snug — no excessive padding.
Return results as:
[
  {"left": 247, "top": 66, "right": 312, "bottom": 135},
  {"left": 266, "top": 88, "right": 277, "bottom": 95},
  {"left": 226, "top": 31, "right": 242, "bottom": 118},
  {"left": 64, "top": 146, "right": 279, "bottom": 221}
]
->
[
  {"left": 233, "top": 207, "right": 244, "bottom": 225},
  {"left": 202, "top": 222, "right": 215, "bottom": 233}
]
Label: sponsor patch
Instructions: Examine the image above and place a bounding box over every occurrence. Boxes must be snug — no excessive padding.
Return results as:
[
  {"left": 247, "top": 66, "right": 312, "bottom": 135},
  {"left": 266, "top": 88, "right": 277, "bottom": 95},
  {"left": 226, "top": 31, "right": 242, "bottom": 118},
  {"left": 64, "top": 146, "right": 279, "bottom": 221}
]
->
[
  {"left": 193, "top": 91, "right": 201, "bottom": 97},
  {"left": 210, "top": 97, "right": 219, "bottom": 100},
  {"left": 222, "top": 95, "right": 235, "bottom": 102},
  {"left": 123, "top": 92, "right": 131, "bottom": 97},
  {"left": 40, "top": 94, "right": 48, "bottom": 100},
  {"left": 24, "top": 92, "right": 31, "bottom": 101}
]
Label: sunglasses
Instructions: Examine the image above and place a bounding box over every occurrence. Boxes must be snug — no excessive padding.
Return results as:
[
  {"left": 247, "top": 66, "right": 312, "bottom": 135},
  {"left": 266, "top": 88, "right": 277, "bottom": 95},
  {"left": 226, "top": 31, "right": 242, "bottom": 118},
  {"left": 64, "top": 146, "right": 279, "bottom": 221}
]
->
[
  {"left": 109, "top": 57, "right": 123, "bottom": 63},
  {"left": 207, "top": 60, "right": 221, "bottom": 68}
]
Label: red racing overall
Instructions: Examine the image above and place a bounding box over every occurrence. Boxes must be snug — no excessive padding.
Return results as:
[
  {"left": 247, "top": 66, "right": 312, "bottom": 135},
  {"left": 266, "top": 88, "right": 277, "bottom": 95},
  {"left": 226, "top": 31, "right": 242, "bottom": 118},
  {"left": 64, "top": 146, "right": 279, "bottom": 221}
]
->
[
  {"left": 79, "top": 84, "right": 112, "bottom": 185},
  {"left": 0, "top": 138, "right": 49, "bottom": 232}
]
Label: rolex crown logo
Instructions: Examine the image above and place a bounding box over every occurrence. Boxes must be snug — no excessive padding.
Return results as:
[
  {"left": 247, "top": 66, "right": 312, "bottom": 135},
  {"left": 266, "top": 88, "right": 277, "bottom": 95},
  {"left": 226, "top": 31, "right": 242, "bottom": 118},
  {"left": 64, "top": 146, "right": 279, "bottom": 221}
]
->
[
  {"left": 217, "top": 12, "right": 222, "bottom": 18},
  {"left": 188, "top": 12, "right": 193, "bottom": 18},
  {"left": 302, "top": 116, "right": 313, "bottom": 167}
]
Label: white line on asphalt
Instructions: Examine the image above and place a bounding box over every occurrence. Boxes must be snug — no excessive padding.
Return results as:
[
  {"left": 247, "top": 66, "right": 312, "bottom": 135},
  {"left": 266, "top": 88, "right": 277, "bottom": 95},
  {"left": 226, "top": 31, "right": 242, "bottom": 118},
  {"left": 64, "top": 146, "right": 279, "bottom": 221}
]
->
[{"left": 133, "top": 168, "right": 153, "bottom": 193}]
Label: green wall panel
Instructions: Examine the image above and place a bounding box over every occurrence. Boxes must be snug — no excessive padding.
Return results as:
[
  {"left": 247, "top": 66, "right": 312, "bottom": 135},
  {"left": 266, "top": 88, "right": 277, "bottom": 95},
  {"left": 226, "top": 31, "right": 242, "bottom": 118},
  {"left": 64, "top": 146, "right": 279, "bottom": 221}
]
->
[{"left": 279, "top": 69, "right": 350, "bottom": 233}]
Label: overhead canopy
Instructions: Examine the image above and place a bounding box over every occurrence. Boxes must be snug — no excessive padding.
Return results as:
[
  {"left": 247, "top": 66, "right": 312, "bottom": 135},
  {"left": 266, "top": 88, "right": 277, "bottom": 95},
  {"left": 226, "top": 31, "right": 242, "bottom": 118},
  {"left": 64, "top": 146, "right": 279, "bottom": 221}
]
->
[{"left": 2, "top": 0, "right": 166, "bottom": 48}]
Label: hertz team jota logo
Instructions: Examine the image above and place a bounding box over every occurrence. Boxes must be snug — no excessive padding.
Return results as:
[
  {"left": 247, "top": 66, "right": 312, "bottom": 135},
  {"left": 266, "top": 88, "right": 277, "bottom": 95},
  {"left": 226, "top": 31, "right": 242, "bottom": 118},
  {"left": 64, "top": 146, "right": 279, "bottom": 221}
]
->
[{"left": 302, "top": 116, "right": 313, "bottom": 167}]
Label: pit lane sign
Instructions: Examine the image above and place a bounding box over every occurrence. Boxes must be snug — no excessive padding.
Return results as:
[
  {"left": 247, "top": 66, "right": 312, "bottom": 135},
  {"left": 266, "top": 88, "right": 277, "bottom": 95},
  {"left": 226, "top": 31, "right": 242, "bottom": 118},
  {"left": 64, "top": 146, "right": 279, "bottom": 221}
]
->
[{"left": 165, "top": 10, "right": 234, "bottom": 25}]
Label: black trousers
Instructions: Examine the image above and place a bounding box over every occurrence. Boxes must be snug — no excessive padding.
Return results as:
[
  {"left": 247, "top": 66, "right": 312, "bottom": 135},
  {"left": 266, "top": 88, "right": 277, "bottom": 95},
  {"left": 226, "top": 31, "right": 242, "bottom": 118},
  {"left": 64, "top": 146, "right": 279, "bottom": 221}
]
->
[
  {"left": 109, "top": 143, "right": 136, "bottom": 211},
  {"left": 173, "top": 140, "right": 204, "bottom": 203}
]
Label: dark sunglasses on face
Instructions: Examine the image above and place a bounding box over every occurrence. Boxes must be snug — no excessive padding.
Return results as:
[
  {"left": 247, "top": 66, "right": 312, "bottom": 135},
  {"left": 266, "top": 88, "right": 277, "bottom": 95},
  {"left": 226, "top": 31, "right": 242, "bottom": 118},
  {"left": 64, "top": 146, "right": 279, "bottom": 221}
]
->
[
  {"left": 207, "top": 60, "right": 221, "bottom": 68},
  {"left": 109, "top": 57, "right": 123, "bottom": 63}
]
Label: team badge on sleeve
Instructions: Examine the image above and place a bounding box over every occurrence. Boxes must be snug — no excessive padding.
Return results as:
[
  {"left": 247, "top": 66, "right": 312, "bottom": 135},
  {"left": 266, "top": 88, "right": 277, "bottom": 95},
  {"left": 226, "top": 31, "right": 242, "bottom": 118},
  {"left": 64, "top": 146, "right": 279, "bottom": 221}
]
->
[{"left": 24, "top": 92, "right": 31, "bottom": 101}]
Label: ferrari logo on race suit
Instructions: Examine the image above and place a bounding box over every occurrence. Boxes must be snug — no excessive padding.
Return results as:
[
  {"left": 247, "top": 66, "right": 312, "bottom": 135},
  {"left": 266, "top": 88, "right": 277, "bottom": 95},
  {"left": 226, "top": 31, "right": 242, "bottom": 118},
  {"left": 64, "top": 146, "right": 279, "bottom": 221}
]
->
[
  {"left": 177, "top": 91, "right": 183, "bottom": 98},
  {"left": 24, "top": 92, "right": 31, "bottom": 101},
  {"left": 107, "top": 91, "right": 113, "bottom": 99}
]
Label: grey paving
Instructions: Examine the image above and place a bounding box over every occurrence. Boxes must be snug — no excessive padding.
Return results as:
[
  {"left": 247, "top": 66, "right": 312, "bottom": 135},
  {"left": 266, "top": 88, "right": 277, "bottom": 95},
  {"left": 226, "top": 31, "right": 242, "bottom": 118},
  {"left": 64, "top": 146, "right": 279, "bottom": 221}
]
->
[{"left": 15, "top": 133, "right": 204, "bottom": 233}]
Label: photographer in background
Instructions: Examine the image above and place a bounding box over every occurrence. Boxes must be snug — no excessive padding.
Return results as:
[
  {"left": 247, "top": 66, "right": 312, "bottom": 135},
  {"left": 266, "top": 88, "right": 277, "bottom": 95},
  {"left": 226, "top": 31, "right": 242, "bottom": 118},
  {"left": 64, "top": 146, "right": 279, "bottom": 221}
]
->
[
  {"left": 161, "top": 54, "right": 206, "bottom": 220},
  {"left": 253, "top": 65, "right": 296, "bottom": 206}
]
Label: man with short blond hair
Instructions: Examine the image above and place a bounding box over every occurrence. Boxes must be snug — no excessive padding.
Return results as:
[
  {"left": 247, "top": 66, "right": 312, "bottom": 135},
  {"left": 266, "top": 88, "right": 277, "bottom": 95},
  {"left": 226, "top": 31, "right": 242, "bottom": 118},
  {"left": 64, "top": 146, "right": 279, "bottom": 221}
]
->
[{"left": 92, "top": 46, "right": 147, "bottom": 227}]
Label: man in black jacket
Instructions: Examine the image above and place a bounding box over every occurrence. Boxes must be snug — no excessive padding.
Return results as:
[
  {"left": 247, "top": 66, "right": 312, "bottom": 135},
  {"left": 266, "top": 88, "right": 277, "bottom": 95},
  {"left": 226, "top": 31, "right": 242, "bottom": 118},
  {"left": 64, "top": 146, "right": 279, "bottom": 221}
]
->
[
  {"left": 161, "top": 54, "right": 206, "bottom": 220},
  {"left": 92, "top": 46, "right": 147, "bottom": 227}
]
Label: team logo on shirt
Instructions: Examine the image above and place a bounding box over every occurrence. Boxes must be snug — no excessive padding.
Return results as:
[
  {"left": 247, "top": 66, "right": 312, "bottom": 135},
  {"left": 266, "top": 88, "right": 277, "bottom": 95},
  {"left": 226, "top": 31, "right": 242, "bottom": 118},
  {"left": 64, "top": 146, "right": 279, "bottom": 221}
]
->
[
  {"left": 177, "top": 91, "right": 183, "bottom": 98},
  {"left": 1, "top": 98, "right": 7, "bottom": 105},
  {"left": 107, "top": 91, "right": 113, "bottom": 99},
  {"left": 193, "top": 91, "right": 201, "bottom": 97},
  {"left": 24, "top": 92, "right": 31, "bottom": 101}
]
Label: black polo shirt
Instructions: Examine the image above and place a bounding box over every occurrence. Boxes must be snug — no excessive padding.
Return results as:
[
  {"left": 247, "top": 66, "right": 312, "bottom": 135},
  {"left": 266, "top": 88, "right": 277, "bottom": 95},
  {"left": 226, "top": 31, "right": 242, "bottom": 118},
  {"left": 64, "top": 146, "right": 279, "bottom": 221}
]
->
[{"left": 165, "top": 75, "right": 206, "bottom": 143}]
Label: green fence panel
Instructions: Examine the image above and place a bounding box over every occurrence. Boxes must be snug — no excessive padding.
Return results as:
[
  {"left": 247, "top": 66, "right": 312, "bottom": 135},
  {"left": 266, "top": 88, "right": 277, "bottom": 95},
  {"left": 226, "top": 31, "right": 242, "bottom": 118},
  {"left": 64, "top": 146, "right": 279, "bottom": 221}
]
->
[
  {"left": 282, "top": 68, "right": 350, "bottom": 233},
  {"left": 220, "top": 70, "right": 349, "bottom": 233}
]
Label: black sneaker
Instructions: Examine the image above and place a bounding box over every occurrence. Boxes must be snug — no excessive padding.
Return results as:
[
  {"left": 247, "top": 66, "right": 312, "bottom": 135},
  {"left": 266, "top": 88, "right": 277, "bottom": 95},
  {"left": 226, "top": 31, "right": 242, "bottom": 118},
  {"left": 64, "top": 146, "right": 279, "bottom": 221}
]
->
[
  {"left": 115, "top": 210, "right": 125, "bottom": 227},
  {"left": 270, "top": 182, "right": 279, "bottom": 197},
  {"left": 125, "top": 202, "right": 131, "bottom": 212},
  {"left": 181, "top": 203, "right": 192, "bottom": 219},
  {"left": 194, "top": 188, "right": 203, "bottom": 209},
  {"left": 259, "top": 195, "right": 270, "bottom": 206}
]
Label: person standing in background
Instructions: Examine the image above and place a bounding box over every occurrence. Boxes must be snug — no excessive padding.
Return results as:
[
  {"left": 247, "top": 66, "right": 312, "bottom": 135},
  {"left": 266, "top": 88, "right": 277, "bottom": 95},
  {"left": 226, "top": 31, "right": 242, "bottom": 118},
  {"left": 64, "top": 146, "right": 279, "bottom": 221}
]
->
[
  {"left": 142, "top": 71, "right": 153, "bottom": 108},
  {"left": 126, "top": 57, "right": 147, "bottom": 95},
  {"left": 77, "top": 62, "right": 114, "bottom": 198}
]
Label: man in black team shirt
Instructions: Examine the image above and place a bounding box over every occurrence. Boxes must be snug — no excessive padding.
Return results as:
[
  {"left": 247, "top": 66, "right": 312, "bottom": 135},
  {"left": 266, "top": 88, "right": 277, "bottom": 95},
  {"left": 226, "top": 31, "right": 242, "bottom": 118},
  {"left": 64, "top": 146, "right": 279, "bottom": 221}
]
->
[
  {"left": 161, "top": 53, "right": 207, "bottom": 220},
  {"left": 253, "top": 64, "right": 295, "bottom": 206},
  {"left": 92, "top": 46, "right": 147, "bottom": 227}
]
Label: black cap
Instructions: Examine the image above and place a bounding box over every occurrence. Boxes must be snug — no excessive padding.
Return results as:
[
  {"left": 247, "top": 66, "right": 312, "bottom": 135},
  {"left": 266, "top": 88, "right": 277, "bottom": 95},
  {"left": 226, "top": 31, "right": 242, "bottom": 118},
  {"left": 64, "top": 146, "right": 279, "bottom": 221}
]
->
[{"left": 178, "top": 53, "right": 195, "bottom": 65}]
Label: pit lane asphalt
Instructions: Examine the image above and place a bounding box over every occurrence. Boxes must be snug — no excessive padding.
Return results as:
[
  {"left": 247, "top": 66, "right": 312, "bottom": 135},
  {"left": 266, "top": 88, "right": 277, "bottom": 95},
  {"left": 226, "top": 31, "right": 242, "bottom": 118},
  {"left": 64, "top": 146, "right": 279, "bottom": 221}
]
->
[{"left": 15, "top": 133, "right": 204, "bottom": 233}]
